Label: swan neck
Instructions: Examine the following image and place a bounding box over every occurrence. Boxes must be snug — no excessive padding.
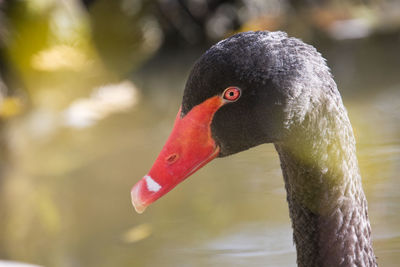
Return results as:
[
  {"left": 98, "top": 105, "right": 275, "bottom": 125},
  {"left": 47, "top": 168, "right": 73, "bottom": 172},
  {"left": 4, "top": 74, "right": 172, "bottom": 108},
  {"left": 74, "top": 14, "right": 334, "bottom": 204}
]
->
[{"left": 274, "top": 104, "right": 376, "bottom": 266}]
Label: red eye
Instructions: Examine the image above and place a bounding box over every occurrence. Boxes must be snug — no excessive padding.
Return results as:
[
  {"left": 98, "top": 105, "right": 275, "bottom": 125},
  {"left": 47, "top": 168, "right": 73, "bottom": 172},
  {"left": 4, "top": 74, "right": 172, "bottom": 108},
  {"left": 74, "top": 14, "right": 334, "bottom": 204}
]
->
[{"left": 223, "top": 87, "right": 241, "bottom": 101}]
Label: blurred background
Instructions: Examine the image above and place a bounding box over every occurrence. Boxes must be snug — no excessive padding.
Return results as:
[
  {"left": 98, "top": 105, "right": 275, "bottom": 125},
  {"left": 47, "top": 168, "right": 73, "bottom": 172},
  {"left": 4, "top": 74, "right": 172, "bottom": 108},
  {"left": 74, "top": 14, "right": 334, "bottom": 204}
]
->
[{"left": 0, "top": 0, "right": 399, "bottom": 266}]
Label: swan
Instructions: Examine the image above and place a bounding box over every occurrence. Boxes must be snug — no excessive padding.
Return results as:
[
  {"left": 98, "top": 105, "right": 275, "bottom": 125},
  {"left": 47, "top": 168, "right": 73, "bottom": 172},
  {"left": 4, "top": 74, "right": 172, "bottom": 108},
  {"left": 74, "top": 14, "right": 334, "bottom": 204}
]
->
[{"left": 131, "top": 31, "right": 377, "bottom": 266}]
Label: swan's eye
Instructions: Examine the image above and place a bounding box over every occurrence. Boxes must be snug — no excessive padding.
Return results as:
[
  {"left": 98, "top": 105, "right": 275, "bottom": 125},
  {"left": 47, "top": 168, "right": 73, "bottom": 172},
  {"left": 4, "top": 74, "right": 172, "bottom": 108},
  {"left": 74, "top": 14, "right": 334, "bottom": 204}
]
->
[{"left": 223, "top": 87, "right": 241, "bottom": 102}]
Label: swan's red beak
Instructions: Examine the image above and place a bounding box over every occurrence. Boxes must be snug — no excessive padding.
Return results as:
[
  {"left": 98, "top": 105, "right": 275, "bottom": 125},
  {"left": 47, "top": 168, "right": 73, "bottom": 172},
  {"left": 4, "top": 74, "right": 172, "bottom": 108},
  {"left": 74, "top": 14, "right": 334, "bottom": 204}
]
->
[{"left": 131, "top": 96, "right": 224, "bottom": 213}]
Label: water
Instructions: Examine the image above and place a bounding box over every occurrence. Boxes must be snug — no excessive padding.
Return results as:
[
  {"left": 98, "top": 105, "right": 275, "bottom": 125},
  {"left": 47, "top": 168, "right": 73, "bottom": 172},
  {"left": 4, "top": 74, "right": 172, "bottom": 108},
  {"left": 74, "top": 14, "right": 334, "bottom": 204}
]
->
[{"left": 1, "top": 40, "right": 400, "bottom": 266}]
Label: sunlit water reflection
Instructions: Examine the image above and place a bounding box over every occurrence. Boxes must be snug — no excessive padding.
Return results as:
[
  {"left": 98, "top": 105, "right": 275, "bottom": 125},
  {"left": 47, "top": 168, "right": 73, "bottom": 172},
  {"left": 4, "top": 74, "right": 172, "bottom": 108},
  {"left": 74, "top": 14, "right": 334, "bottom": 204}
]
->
[{"left": 1, "top": 45, "right": 400, "bottom": 266}]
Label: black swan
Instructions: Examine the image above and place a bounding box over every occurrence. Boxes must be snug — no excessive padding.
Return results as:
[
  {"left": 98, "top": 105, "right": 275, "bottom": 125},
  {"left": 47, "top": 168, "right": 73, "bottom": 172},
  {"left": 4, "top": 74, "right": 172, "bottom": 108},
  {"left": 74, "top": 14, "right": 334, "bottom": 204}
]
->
[{"left": 131, "top": 31, "right": 377, "bottom": 266}]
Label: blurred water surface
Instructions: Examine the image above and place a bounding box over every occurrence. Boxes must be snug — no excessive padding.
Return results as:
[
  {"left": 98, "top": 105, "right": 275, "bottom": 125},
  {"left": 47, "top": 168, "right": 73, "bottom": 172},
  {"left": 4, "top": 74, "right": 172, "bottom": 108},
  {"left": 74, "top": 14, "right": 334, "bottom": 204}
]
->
[{"left": 1, "top": 34, "right": 400, "bottom": 267}]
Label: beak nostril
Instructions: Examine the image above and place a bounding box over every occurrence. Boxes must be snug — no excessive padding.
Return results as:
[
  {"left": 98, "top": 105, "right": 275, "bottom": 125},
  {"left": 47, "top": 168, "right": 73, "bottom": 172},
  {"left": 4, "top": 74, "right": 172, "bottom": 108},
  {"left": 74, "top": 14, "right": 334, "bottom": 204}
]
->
[{"left": 165, "top": 153, "right": 179, "bottom": 164}]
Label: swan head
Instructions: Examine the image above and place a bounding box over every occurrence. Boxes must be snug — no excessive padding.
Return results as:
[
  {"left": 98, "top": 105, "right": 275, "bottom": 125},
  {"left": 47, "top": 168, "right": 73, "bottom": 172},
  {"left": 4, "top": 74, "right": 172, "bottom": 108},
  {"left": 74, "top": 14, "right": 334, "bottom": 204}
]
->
[
  {"left": 131, "top": 31, "right": 337, "bottom": 213},
  {"left": 182, "top": 31, "right": 335, "bottom": 156}
]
